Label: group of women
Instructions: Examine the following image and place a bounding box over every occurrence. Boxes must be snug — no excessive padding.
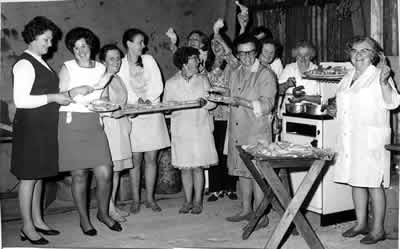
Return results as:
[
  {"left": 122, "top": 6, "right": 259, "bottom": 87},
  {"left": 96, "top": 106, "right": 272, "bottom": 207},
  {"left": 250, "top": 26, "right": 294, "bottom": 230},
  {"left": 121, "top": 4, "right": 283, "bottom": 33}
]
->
[{"left": 10, "top": 10, "right": 399, "bottom": 246}]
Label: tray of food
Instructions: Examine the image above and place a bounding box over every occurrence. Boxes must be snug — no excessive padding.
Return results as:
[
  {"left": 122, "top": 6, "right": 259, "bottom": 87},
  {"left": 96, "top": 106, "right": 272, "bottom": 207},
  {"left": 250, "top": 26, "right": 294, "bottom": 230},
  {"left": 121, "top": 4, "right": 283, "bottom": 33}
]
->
[
  {"left": 120, "top": 99, "right": 206, "bottom": 116},
  {"left": 242, "top": 140, "right": 335, "bottom": 161},
  {"left": 87, "top": 99, "right": 120, "bottom": 112},
  {"left": 303, "top": 66, "right": 347, "bottom": 81}
]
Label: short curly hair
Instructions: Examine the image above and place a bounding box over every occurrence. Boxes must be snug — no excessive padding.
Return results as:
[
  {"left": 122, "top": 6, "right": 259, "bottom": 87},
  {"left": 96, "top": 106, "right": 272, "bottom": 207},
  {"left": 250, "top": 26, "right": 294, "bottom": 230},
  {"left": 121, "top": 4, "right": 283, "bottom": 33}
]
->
[
  {"left": 65, "top": 27, "right": 100, "bottom": 57},
  {"left": 187, "top": 30, "right": 209, "bottom": 51},
  {"left": 173, "top": 46, "right": 200, "bottom": 70},
  {"left": 99, "top": 44, "right": 124, "bottom": 62},
  {"left": 22, "top": 16, "right": 61, "bottom": 44},
  {"left": 345, "top": 36, "right": 383, "bottom": 65}
]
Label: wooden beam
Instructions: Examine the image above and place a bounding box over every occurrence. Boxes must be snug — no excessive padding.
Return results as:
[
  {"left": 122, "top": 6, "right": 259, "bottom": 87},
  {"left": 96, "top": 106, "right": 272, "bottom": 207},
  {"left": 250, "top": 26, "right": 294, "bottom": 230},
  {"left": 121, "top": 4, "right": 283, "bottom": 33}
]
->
[{"left": 249, "top": 0, "right": 340, "bottom": 11}]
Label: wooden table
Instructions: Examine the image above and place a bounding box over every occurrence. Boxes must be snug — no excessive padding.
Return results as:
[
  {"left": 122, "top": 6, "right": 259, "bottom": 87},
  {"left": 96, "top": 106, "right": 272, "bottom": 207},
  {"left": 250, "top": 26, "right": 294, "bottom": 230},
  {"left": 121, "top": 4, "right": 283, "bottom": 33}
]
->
[{"left": 237, "top": 146, "right": 329, "bottom": 249}]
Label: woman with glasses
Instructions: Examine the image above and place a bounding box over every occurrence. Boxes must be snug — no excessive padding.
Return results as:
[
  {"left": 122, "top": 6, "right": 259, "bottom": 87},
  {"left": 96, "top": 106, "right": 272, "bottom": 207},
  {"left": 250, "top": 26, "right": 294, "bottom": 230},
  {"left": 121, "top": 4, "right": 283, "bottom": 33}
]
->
[
  {"left": 326, "top": 36, "right": 400, "bottom": 244},
  {"left": 212, "top": 34, "right": 277, "bottom": 227},
  {"left": 164, "top": 47, "right": 218, "bottom": 214}
]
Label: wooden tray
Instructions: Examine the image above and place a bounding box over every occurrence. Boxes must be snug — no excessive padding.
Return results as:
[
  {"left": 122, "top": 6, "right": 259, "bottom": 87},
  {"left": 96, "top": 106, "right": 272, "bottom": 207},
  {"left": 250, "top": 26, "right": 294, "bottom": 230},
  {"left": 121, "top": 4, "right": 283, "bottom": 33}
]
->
[{"left": 120, "top": 99, "right": 206, "bottom": 116}]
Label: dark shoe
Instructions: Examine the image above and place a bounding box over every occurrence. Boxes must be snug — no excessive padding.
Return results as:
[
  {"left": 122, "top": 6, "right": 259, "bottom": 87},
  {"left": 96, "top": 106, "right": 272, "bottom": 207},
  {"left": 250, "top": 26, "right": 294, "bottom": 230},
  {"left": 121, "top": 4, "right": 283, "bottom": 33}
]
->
[
  {"left": 179, "top": 202, "right": 193, "bottom": 214},
  {"left": 254, "top": 216, "right": 269, "bottom": 231},
  {"left": 207, "top": 192, "right": 219, "bottom": 202},
  {"left": 342, "top": 227, "right": 369, "bottom": 238},
  {"left": 191, "top": 203, "right": 203, "bottom": 214},
  {"left": 97, "top": 214, "right": 122, "bottom": 232},
  {"left": 20, "top": 230, "right": 49, "bottom": 245},
  {"left": 130, "top": 202, "right": 141, "bottom": 214},
  {"left": 360, "top": 233, "right": 386, "bottom": 244},
  {"left": 226, "top": 191, "right": 238, "bottom": 200},
  {"left": 35, "top": 226, "right": 60, "bottom": 236},
  {"left": 80, "top": 223, "right": 97, "bottom": 236},
  {"left": 145, "top": 201, "right": 162, "bottom": 212},
  {"left": 226, "top": 212, "right": 254, "bottom": 222}
]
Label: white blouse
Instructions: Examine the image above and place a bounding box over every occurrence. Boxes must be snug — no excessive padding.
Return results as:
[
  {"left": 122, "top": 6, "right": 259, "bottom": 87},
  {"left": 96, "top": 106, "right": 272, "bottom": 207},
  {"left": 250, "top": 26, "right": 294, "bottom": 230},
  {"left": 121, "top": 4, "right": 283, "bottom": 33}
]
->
[{"left": 13, "top": 50, "right": 52, "bottom": 108}]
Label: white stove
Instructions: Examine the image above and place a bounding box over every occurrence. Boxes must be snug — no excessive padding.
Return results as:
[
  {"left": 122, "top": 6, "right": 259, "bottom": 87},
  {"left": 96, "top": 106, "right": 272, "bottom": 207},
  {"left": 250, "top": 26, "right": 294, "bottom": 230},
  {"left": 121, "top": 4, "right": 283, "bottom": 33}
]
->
[{"left": 281, "top": 112, "right": 353, "bottom": 215}]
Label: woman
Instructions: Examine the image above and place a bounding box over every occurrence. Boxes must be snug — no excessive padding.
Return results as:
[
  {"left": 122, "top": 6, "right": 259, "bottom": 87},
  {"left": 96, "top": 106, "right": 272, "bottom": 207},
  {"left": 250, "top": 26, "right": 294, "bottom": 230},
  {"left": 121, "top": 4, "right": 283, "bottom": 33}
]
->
[
  {"left": 58, "top": 27, "right": 122, "bottom": 235},
  {"left": 215, "top": 34, "right": 277, "bottom": 225},
  {"left": 279, "top": 41, "right": 320, "bottom": 104},
  {"left": 258, "top": 38, "right": 283, "bottom": 78},
  {"left": 164, "top": 46, "right": 218, "bottom": 214},
  {"left": 203, "top": 33, "right": 238, "bottom": 202},
  {"left": 118, "top": 28, "right": 170, "bottom": 214},
  {"left": 328, "top": 36, "right": 400, "bottom": 244},
  {"left": 11, "top": 16, "right": 71, "bottom": 245},
  {"left": 167, "top": 29, "right": 209, "bottom": 73},
  {"left": 99, "top": 44, "right": 132, "bottom": 222}
]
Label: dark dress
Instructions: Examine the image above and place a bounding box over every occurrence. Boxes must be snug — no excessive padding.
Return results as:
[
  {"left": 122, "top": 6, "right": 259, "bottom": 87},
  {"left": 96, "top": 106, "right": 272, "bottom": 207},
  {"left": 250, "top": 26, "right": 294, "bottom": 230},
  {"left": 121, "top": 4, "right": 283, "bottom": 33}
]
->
[{"left": 10, "top": 53, "right": 60, "bottom": 180}]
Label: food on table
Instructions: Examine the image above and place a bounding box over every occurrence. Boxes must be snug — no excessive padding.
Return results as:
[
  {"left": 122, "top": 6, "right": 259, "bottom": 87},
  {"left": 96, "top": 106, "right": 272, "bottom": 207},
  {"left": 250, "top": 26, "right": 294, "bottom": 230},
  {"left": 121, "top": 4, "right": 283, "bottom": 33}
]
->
[{"left": 242, "top": 140, "right": 334, "bottom": 160}]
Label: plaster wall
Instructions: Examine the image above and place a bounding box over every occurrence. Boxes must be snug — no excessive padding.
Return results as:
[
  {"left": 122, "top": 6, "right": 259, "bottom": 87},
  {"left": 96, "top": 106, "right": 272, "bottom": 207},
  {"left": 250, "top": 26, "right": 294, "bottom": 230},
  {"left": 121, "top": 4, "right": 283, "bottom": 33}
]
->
[{"left": 0, "top": 0, "right": 235, "bottom": 192}]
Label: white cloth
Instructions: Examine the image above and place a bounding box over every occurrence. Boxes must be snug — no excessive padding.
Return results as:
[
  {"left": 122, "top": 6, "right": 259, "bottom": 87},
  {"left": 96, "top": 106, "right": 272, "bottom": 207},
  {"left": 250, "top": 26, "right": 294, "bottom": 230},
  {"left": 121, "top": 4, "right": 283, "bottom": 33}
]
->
[
  {"left": 164, "top": 72, "right": 218, "bottom": 168},
  {"left": 118, "top": 54, "right": 170, "bottom": 152},
  {"left": 13, "top": 50, "right": 51, "bottom": 108},
  {"left": 334, "top": 65, "right": 400, "bottom": 188},
  {"left": 59, "top": 60, "right": 105, "bottom": 113},
  {"left": 270, "top": 58, "right": 283, "bottom": 78}
]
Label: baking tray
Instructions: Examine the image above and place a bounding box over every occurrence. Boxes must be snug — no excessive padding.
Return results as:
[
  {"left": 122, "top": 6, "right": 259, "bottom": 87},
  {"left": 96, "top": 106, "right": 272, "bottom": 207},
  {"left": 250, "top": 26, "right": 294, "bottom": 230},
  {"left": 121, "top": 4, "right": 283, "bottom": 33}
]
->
[{"left": 120, "top": 99, "right": 206, "bottom": 116}]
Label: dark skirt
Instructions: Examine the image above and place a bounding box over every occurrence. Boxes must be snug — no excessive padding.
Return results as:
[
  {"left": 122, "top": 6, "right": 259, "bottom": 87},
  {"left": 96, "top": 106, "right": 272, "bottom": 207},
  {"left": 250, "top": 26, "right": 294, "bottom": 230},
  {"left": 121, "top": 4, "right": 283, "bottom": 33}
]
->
[
  {"left": 11, "top": 105, "right": 59, "bottom": 180},
  {"left": 58, "top": 112, "right": 112, "bottom": 172}
]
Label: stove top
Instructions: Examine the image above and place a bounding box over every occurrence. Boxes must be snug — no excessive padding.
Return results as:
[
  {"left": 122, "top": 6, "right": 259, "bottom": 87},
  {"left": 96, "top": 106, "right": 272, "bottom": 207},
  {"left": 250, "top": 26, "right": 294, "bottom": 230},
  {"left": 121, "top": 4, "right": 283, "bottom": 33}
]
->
[{"left": 283, "top": 112, "right": 334, "bottom": 120}]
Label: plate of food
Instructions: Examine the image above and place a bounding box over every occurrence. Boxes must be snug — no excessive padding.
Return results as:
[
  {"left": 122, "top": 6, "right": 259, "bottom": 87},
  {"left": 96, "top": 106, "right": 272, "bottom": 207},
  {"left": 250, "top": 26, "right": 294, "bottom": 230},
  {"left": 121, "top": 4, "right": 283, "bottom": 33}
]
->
[
  {"left": 303, "top": 66, "right": 347, "bottom": 80},
  {"left": 87, "top": 99, "right": 120, "bottom": 112}
]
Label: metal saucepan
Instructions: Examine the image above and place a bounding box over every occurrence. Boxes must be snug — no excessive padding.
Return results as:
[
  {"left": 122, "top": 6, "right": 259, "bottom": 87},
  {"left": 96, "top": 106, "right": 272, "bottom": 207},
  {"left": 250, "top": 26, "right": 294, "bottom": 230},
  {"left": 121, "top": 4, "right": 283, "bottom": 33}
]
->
[
  {"left": 304, "top": 103, "right": 327, "bottom": 115},
  {"left": 285, "top": 103, "right": 305, "bottom": 114}
]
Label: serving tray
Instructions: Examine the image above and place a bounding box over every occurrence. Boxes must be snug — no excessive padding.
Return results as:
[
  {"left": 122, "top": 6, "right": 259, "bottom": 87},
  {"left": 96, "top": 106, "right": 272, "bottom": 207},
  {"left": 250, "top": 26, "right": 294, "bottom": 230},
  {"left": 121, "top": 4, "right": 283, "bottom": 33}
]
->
[{"left": 120, "top": 99, "right": 206, "bottom": 116}]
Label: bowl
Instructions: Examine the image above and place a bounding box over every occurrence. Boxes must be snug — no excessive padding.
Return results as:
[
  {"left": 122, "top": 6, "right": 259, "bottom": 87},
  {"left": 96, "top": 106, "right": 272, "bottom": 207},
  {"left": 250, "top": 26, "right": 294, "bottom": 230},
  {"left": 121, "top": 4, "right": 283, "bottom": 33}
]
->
[
  {"left": 285, "top": 103, "right": 305, "bottom": 114},
  {"left": 304, "top": 103, "right": 327, "bottom": 115}
]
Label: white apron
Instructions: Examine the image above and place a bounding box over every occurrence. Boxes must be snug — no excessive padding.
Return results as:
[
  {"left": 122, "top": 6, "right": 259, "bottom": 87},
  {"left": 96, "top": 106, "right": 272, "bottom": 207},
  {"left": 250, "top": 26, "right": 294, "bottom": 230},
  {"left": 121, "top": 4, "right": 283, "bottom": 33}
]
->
[{"left": 334, "top": 65, "right": 400, "bottom": 188}]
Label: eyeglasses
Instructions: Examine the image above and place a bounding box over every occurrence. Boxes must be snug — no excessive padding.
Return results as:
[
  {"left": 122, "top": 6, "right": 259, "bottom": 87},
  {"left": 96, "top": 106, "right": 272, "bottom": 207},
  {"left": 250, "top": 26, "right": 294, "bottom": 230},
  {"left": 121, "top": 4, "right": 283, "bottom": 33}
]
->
[
  {"left": 237, "top": 50, "right": 256, "bottom": 57},
  {"left": 348, "top": 48, "right": 373, "bottom": 55}
]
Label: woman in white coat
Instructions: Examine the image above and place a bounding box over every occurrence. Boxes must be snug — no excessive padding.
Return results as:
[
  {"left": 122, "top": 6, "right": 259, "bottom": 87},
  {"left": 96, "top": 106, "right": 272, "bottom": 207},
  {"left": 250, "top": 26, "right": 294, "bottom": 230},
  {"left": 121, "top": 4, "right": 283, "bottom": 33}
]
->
[
  {"left": 118, "top": 28, "right": 170, "bottom": 214},
  {"left": 327, "top": 36, "right": 400, "bottom": 244}
]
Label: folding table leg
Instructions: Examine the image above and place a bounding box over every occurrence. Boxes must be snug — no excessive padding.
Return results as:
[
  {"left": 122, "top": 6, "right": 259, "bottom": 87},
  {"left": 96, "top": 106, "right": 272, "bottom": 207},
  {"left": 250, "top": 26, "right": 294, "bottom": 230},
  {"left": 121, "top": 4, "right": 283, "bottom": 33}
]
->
[
  {"left": 260, "top": 160, "right": 326, "bottom": 249},
  {"left": 237, "top": 149, "right": 274, "bottom": 240}
]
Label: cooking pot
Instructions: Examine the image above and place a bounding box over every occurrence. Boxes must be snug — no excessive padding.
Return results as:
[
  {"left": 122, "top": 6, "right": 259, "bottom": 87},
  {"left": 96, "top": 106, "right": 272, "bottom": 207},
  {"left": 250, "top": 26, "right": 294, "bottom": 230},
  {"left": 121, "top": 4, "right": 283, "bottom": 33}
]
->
[
  {"left": 285, "top": 103, "right": 305, "bottom": 114},
  {"left": 304, "top": 103, "right": 327, "bottom": 115}
]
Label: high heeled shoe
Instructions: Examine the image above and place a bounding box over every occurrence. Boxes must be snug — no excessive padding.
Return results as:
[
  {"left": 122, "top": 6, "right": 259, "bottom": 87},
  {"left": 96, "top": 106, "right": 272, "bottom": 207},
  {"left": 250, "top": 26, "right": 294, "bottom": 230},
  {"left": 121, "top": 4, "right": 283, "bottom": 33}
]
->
[
  {"left": 97, "top": 214, "right": 122, "bottom": 232},
  {"left": 79, "top": 223, "right": 97, "bottom": 236},
  {"left": 20, "top": 229, "right": 49, "bottom": 245},
  {"left": 35, "top": 226, "right": 60, "bottom": 236}
]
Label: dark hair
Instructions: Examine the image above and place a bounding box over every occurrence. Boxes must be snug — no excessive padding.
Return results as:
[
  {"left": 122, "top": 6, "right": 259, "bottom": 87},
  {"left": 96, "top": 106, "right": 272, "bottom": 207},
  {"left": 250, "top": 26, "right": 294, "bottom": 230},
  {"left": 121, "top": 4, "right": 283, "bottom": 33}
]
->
[
  {"left": 234, "top": 33, "right": 260, "bottom": 56},
  {"left": 204, "top": 32, "right": 233, "bottom": 72},
  {"left": 187, "top": 30, "right": 209, "bottom": 51},
  {"left": 173, "top": 46, "right": 200, "bottom": 70},
  {"left": 65, "top": 27, "right": 100, "bottom": 58},
  {"left": 22, "top": 16, "right": 61, "bottom": 44},
  {"left": 346, "top": 36, "right": 383, "bottom": 65},
  {"left": 122, "top": 28, "right": 148, "bottom": 67},
  {"left": 251, "top": 26, "right": 273, "bottom": 40},
  {"left": 99, "top": 44, "right": 124, "bottom": 62},
  {"left": 259, "top": 38, "right": 283, "bottom": 58},
  {"left": 291, "top": 40, "right": 316, "bottom": 60}
]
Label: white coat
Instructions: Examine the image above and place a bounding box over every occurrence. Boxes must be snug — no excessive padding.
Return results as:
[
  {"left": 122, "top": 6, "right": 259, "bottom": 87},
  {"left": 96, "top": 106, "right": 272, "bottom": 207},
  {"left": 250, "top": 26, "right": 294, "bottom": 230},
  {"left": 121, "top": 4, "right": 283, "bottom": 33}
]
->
[
  {"left": 118, "top": 55, "right": 170, "bottom": 152},
  {"left": 334, "top": 64, "right": 400, "bottom": 187}
]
